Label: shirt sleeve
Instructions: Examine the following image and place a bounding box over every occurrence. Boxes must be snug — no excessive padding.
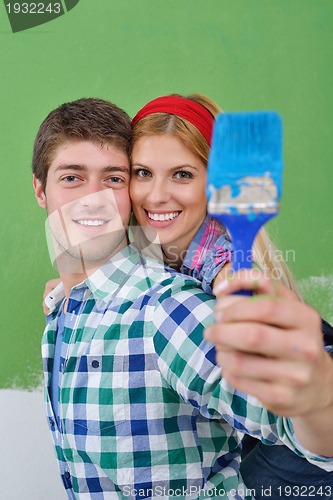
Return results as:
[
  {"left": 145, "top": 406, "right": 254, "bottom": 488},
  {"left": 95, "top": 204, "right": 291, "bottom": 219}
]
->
[
  {"left": 151, "top": 283, "right": 333, "bottom": 470},
  {"left": 322, "top": 318, "right": 333, "bottom": 348},
  {"left": 182, "top": 234, "right": 233, "bottom": 295}
]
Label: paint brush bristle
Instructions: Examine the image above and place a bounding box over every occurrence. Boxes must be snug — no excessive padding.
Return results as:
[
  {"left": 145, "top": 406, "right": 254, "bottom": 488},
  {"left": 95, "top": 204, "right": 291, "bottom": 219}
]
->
[
  {"left": 207, "top": 112, "right": 283, "bottom": 216},
  {"left": 207, "top": 111, "right": 284, "bottom": 277}
]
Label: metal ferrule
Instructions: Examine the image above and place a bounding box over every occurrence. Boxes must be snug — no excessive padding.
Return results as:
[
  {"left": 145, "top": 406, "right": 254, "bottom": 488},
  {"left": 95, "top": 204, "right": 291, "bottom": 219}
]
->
[{"left": 207, "top": 182, "right": 279, "bottom": 215}]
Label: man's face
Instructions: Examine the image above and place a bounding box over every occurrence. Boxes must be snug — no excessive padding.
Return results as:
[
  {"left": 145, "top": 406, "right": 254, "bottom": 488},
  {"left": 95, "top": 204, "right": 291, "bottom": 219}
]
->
[{"left": 33, "top": 140, "right": 131, "bottom": 272}]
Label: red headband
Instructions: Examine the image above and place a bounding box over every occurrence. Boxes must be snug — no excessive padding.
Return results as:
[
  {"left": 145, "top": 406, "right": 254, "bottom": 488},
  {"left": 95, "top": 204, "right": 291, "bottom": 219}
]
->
[{"left": 132, "top": 95, "right": 214, "bottom": 145}]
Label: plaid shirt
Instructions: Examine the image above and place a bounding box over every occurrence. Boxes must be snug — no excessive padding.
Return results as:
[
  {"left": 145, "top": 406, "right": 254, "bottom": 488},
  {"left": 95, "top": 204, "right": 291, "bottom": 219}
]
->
[
  {"left": 181, "top": 216, "right": 232, "bottom": 294},
  {"left": 43, "top": 245, "right": 331, "bottom": 500}
]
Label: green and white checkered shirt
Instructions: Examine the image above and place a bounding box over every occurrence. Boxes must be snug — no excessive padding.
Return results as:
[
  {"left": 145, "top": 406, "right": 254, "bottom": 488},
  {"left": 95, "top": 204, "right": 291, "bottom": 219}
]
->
[{"left": 43, "top": 244, "right": 331, "bottom": 499}]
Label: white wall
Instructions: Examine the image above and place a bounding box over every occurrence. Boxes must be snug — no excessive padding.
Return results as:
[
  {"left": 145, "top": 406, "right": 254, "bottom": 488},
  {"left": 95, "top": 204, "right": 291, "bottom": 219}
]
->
[{"left": 0, "top": 389, "right": 66, "bottom": 500}]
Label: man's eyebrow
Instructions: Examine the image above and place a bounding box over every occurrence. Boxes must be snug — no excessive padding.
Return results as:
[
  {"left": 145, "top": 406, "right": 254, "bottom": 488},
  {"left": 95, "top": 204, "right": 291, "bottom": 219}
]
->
[
  {"left": 102, "top": 165, "right": 130, "bottom": 174},
  {"left": 54, "top": 164, "right": 130, "bottom": 174}
]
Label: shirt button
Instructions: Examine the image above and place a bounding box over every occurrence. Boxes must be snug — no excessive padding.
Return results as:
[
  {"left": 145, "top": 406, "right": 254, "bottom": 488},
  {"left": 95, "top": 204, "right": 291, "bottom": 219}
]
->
[
  {"left": 64, "top": 471, "right": 71, "bottom": 479},
  {"left": 92, "top": 360, "right": 99, "bottom": 369},
  {"left": 49, "top": 418, "right": 55, "bottom": 427}
]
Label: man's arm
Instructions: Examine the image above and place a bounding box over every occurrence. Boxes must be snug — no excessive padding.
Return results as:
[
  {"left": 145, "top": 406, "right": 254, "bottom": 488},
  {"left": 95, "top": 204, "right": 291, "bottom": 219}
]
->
[{"left": 205, "top": 271, "right": 333, "bottom": 457}]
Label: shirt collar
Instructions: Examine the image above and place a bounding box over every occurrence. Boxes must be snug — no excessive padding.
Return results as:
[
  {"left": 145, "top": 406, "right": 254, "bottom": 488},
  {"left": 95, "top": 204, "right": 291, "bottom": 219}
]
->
[
  {"left": 85, "top": 244, "right": 143, "bottom": 301},
  {"left": 45, "top": 244, "right": 167, "bottom": 315}
]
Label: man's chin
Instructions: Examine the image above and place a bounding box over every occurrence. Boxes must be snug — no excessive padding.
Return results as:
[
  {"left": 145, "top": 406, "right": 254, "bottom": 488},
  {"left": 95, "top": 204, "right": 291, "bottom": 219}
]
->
[
  {"left": 52, "top": 250, "right": 111, "bottom": 274},
  {"left": 49, "top": 229, "right": 127, "bottom": 271},
  {"left": 51, "top": 240, "right": 127, "bottom": 274}
]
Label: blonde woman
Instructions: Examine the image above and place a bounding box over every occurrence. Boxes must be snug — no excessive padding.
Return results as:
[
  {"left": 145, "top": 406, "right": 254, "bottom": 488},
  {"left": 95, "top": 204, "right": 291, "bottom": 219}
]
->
[{"left": 130, "top": 93, "right": 332, "bottom": 496}]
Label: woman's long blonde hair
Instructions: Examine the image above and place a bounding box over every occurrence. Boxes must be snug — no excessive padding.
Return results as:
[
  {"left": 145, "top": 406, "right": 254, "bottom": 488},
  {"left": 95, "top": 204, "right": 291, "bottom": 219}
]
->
[{"left": 131, "top": 93, "right": 301, "bottom": 297}]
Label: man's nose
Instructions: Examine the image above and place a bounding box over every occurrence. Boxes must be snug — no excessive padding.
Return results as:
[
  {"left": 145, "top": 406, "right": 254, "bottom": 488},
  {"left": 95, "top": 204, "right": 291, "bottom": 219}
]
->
[{"left": 79, "top": 184, "right": 114, "bottom": 211}]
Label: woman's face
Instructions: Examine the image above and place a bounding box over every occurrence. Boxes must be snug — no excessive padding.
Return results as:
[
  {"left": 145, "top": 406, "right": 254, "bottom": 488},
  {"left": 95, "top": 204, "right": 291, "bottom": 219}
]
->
[{"left": 130, "top": 134, "right": 207, "bottom": 259}]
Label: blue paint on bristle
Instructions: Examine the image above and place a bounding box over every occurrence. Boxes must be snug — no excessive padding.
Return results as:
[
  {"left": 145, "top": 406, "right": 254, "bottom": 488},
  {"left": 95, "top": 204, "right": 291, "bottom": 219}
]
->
[
  {"left": 207, "top": 112, "right": 284, "bottom": 292},
  {"left": 207, "top": 112, "right": 283, "bottom": 202}
]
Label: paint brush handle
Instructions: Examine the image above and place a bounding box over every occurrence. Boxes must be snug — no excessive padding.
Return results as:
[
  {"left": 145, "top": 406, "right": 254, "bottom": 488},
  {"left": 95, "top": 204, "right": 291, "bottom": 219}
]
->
[{"left": 210, "top": 212, "right": 277, "bottom": 296}]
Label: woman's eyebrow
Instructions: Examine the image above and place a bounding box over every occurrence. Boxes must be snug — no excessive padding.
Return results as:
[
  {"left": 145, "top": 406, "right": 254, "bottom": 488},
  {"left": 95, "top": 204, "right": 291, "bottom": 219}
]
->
[
  {"left": 169, "top": 164, "right": 199, "bottom": 172},
  {"left": 131, "top": 162, "right": 199, "bottom": 172},
  {"left": 131, "top": 163, "right": 148, "bottom": 168}
]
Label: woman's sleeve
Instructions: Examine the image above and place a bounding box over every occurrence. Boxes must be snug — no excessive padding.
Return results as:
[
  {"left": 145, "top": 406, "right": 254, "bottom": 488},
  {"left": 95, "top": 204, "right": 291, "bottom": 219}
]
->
[{"left": 193, "top": 234, "right": 233, "bottom": 294}]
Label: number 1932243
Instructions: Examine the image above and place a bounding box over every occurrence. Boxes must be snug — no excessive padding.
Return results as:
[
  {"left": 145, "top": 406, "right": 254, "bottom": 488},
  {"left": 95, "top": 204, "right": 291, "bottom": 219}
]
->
[
  {"left": 277, "top": 485, "right": 332, "bottom": 497},
  {"left": 6, "top": 2, "right": 62, "bottom": 14}
]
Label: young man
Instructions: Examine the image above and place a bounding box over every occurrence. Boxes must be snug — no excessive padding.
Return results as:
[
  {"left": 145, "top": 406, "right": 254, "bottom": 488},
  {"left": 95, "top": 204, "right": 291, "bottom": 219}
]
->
[{"left": 33, "top": 98, "right": 333, "bottom": 499}]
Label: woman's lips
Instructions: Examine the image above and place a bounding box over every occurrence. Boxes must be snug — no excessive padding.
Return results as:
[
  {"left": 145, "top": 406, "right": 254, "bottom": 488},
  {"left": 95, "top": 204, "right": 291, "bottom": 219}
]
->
[{"left": 144, "top": 210, "right": 181, "bottom": 228}]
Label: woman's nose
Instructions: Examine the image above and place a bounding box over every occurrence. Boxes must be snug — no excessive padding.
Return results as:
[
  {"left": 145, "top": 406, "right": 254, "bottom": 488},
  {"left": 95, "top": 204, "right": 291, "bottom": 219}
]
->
[{"left": 146, "top": 179, "right": 170, "bottom": 205}]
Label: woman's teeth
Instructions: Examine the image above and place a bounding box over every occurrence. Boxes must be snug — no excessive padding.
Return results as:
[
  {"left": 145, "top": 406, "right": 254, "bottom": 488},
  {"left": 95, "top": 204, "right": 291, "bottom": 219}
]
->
[{"left": 147, "top": 212, "right": 179, "bottom": 221}]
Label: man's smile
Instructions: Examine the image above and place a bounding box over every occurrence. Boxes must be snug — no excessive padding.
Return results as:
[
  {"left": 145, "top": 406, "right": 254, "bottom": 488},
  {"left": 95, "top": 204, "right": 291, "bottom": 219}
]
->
[{"left": 74, "top": 219, "right": 109, "bottom": 227}]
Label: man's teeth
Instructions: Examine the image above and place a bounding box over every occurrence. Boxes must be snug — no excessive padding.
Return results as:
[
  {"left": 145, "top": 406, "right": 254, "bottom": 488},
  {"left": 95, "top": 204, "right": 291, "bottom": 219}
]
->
[
  {"left": 77, "top": 220, "right": 106, "bottom": 226},
  {"left": 147, "top": 212, "right": 179, "bottom": 221}
]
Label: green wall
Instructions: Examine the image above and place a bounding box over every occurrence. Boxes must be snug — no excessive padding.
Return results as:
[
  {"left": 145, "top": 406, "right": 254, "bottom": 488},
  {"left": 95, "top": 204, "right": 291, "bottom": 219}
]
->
[{"left": 1, "top": 0, "right": 332, "bottom": 389}]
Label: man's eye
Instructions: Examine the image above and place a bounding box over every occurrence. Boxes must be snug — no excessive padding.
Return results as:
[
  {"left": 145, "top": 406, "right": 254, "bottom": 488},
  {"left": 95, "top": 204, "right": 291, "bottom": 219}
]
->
[
  {"left": 108, "top": 176, "right": 124, "bottom": 184},
  {"left": 62, "top": 175, "right": 79, "bottom": 182}
]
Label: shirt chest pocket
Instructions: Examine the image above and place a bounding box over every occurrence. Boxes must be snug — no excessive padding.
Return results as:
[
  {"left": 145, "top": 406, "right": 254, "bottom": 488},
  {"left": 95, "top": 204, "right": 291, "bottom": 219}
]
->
[{"left": 64, "top": 352, "right": 129, "bottom": 434}]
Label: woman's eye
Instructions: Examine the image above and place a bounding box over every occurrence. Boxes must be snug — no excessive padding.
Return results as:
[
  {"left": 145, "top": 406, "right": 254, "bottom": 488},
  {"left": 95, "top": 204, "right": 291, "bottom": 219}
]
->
[
  {"left": 134, "top": 168, "right": 151, "bottom": 178},
  {"left": 175, "top": 171, "right": 193, "bottom": 180}
]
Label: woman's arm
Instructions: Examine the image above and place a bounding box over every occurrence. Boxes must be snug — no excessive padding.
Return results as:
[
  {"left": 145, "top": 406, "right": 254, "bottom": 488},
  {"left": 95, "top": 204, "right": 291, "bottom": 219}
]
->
[{"left": 43, "top": 278, "right": 61, "bottom": 314}]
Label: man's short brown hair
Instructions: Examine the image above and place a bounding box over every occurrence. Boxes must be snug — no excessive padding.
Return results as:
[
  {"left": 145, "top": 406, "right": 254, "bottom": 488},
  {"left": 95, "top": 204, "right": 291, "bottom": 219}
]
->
[{"left": 32, "top": 97, "right": 132, "bottom": 190}]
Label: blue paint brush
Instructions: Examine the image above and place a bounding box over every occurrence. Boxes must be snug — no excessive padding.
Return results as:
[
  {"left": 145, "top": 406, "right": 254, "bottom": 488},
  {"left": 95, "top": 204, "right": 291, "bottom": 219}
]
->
[{"left": 207, "top": 111, "right": 283, "bottom": 292}]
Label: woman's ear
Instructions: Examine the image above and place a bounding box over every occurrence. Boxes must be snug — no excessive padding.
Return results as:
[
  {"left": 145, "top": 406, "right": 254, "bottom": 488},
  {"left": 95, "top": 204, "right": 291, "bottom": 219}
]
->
[{"left": 33, "top": 174, "right": 47, "bottom": 209}]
